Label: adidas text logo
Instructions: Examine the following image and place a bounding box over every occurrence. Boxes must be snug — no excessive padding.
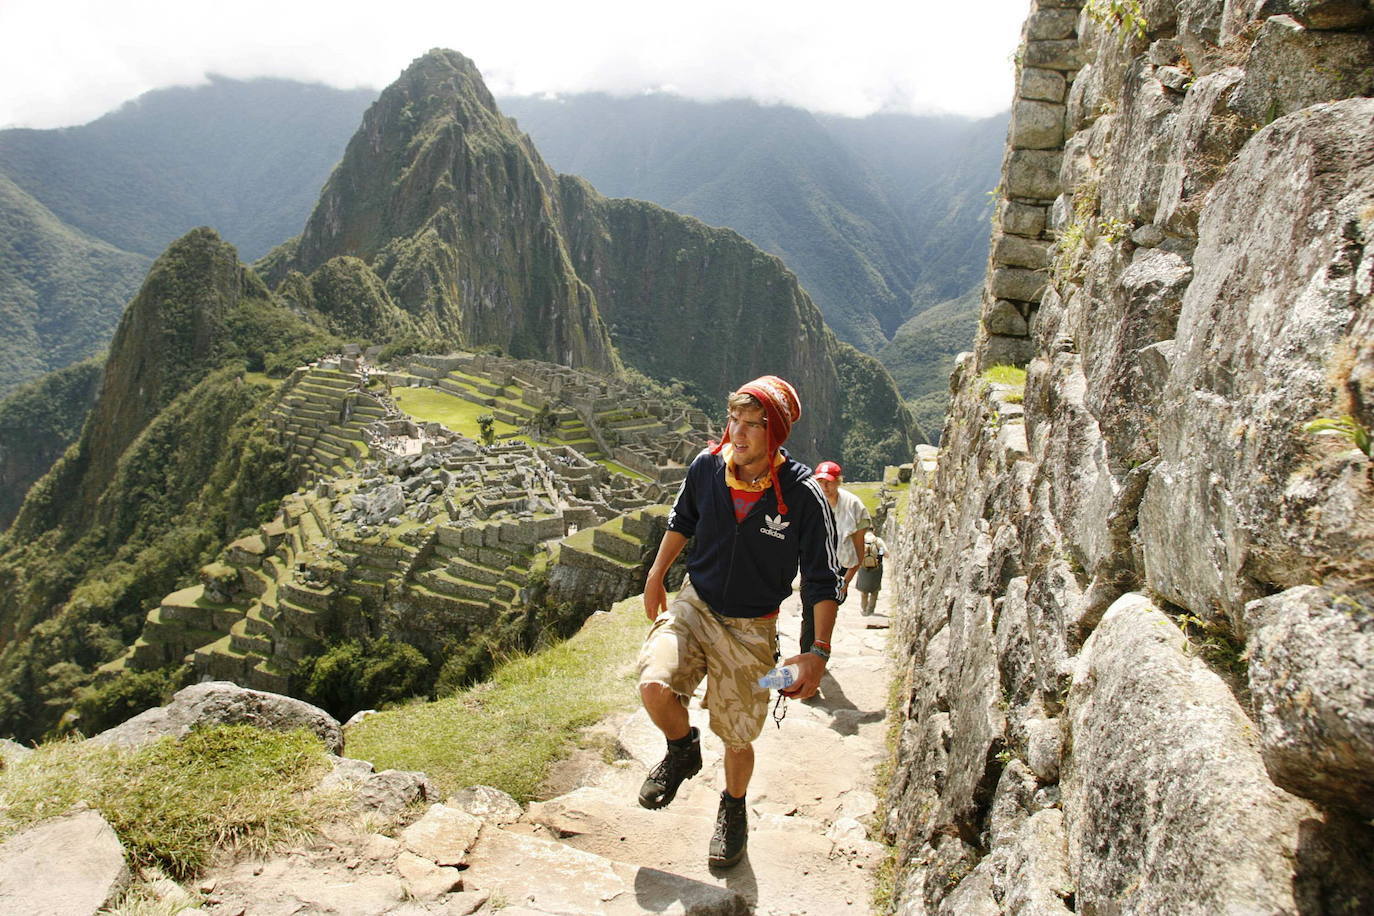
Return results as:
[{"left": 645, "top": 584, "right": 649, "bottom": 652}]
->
[{"left": 760, "top": 514, "right": 790, "bottom": 540}]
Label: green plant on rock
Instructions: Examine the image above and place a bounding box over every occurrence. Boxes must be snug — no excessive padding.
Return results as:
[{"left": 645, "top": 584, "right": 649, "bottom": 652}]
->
[
  {"left": 1099, "top": 217, "right": 1133, "bottom": 244},
  {"left": 1053, "top": 222, "right": 1090, "bottom": 281},
  {"left": 1304, "top": 415, "right": 1372, "bottom": 458},
  {"left": 1176, "top": 613, "right": 1249, "bottom": 687},
  {"left": 1086, "top": 0, "right": 1147, "bottom": 42}
]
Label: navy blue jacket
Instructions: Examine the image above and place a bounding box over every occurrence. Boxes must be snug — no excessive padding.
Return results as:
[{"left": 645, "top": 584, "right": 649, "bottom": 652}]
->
[{"left": 667, "top": 448, "right": 843, "bottom": 618}]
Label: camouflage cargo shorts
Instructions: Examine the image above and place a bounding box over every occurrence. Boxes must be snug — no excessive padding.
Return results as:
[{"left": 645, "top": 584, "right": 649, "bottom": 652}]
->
[{"left": 637, "top": 578, "right": 778, "bottom": 749}]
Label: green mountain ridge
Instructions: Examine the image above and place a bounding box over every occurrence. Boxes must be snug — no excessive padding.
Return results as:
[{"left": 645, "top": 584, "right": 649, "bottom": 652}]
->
[
  {"left": 0, "top": 173, "right": 149, "bottom": 396},
  {"left": 0, "top": 76, "right": 375, "bottom": 261},
  {"left": 0, "top": 77, "right": 374, "bottom": 399},
  {"left": 0, "top": 49, "right": 918, "bottom": 740},
  {"left": 499, "top": 93, "right": 1005, "bottom": 352},
  {"left": 879, "top": 286, "right": 983, "bottom": 442}
]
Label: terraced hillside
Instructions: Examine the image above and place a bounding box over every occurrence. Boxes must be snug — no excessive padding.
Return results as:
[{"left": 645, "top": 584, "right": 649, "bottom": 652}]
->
[{"left": 104, "top": 348, "right": 710, "bottom": 698}]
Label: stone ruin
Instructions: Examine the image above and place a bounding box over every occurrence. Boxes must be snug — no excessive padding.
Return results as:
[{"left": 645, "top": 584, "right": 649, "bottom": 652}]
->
[{"left": 104, "top": 348, "right": 710, "bottom": 695}]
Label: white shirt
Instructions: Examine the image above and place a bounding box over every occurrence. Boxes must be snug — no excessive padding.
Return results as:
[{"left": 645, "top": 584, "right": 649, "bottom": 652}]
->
[{"left": 832, "top": 487, "right": 872, "bottom": 569}]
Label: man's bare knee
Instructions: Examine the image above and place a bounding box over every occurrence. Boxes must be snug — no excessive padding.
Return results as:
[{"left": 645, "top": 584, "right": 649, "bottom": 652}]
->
[{"left": 640, "top": 681, "right": 680, "bottom": 705}]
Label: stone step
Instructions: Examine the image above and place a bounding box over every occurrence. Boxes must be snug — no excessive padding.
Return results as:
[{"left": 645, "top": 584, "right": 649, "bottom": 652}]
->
[
  {"left": 400, "top": 582, "right": 492, "bottom": 621},
  {"left": 310, "top": 437, "right": 348, "bottom": 460},
  {"left": 245, "top": 657, "right": 292, "bottom": 695},
  {"left": 512, "top": 783, "right": 885, "bottom": 915},
  {"left": 243, "top": 602, "right": 277, "bottom": 637},
  {"left": 345, "top": 576, "right": 387, "bottom": 602},
  {"left": 229, "top": 617, "right": 272, "bottom": 655},
  {"left": 415, "top": 568, "right": 497, "bottom": 602},
  {"left": 292, "top": 405, "right": 336, "bottom": 424},
  {"left": 270, "top": 632, "right": 320, "bottom": 663},
  {"left": 282, "top": 579, "right": 334, "bottom": 612},
  {"left": 277, "top": 598, "right": 325, "bottom": 638},
  {"left": 445, "top": 556, "right": 505, "bottom": 586},
  {"left": 593, "top": 526, "right": 644, "bottom": 565},
  {"left": 460, "top": 823, "right": 748, "bottom": 916},
  {"left": 193, "top": 635, "right": 253, "bottom": 682},
  {"left": 621, "top": 506, "right": 667, "bottom": 541}
]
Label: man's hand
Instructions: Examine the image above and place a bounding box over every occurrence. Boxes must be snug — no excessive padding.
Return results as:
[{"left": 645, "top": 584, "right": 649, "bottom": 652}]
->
[
  {"left": 643, "top": 574, "right": 667, "bottom": 621},
  {"left": 642, "top": 531, "right": 687, "bottom": 622},
  {"left": 779, "top": 650, "right": 826, "bottom": 698}
]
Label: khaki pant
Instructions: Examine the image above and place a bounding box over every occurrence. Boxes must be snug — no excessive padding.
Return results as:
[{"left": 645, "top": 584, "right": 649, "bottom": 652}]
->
[{"left": 637, "top": 579, "right": 778, "bottom": 749}]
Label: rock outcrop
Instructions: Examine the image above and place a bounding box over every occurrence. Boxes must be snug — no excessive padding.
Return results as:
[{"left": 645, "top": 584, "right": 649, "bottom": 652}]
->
[
  {"left": 883, "top": 0, "right": 1374, "bottom": 912},
  {"left": 91, "top": 681, "right": 344, "bottom": 754}
]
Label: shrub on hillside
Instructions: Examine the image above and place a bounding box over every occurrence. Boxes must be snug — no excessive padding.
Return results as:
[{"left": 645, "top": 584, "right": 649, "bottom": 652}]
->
[
  {"left": 72, "top": 664, "right": 191, "bottom": 736},
  {"left": 299, "top": 637, "right": 432, "bottom": 720}
]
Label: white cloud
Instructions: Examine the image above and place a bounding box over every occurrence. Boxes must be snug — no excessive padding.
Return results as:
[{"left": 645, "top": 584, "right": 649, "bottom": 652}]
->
[{"left": 0, "top": 0, "right": 1026, "bottom": 129}]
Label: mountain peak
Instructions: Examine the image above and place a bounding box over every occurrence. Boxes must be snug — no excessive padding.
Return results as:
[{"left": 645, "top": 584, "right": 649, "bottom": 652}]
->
[{"left": 280, "top": 49, "right": 616, "bottom": 372}]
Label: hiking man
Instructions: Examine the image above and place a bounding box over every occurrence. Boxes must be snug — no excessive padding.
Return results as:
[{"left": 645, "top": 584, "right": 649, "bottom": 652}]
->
[
  {"left": 801, "top": 460, "right": 871, "bottom": 652},
  {"left": 637, "top": 375, "right": 842, "bottom": 868}
]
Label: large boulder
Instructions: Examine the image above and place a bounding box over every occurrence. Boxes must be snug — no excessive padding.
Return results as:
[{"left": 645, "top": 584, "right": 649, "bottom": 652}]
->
[
  {"left": 0, "top": 808, "right": 129, "bottom": 915},
  {"left": 1246, "top": 585, "right": 1374, "bottom": 819},
  {"left": 1062, "top": 594, "right": 1314, "bottom": 913},
  {"left": 89, "top": 681, "right": 343, "bottom": 753},
  {"left": 1138, "top": 98, "right": 1374, "bottom": 627}
]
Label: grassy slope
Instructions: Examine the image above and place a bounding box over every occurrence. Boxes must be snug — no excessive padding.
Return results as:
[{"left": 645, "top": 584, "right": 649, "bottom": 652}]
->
[{"left": 347, "top": 595, "right": 646, "bottom": 800}]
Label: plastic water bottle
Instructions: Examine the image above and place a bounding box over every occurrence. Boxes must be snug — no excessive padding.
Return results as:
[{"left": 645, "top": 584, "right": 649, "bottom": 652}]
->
[{"left": 758, "top": 664, "right": 800, "bottom": 690}]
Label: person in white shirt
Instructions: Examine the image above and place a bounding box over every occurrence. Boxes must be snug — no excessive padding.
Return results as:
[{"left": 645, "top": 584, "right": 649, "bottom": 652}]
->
[{"left": 800, "top": 460, "right": 870, "bottom": 652}]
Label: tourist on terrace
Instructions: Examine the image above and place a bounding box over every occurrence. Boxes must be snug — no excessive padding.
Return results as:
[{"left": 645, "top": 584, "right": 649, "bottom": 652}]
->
[
  {"left": 802, "top": 460, "right": 870, "bottom": 650},
  {"left": 854, "top": 529, "right": 888, "bottom": 616},
  {"left": 637, "top": 375, "right": 842, "bottom": 868}
]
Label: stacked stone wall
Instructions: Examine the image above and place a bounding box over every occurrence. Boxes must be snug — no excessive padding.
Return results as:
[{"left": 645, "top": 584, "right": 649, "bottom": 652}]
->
[{"left": 885, "top": 1, "right": 1374, "bottom": 912}]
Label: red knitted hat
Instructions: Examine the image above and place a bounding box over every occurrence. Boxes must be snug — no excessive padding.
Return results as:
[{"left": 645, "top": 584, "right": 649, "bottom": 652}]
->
[{"left": 711, "top": 375, "right": 802, "bottom": 512}]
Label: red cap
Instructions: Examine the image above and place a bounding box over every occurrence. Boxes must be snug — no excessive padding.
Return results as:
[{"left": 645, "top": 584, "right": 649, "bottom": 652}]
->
[{"left": 814, "top": 460, "right": 842, "bottom": 482}]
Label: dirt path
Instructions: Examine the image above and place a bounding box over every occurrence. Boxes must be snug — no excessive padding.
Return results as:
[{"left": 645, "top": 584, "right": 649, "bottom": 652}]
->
[
  {"left": 460, "top": 585, "right": 897, "bottom": 915},
  {"left": 198, "top": 585, "right": 896, "bottom": 915}
]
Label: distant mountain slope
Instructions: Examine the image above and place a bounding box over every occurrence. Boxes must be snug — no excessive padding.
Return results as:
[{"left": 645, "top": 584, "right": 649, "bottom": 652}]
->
[
  {"left": 0, "top": 356, "right": 102, "bottom": 529},
  {"left": 0, "top": 173, "right": 148, "bottom": 394},
  {"left": 0, "top": 76, "right": 376, "bottom": 261},
  {"left": 500, "top": 93, "right": 1006, "bottom": 352},
  {"left": 878, "top": 286, "right": 981, "bottom": 442},
  {"left": 820, "top": 113, "right": 1007, "bottom": 311}
]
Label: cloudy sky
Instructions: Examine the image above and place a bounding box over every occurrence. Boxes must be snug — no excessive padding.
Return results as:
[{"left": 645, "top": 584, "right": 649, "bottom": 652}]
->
[{"left": 0, "top": 0, "right": 1027, "bottom": 130}]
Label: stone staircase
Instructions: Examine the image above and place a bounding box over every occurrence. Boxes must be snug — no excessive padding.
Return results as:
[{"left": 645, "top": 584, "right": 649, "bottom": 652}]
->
[{"left": 273, "top": 364, "right": 380, "bottom": 480}]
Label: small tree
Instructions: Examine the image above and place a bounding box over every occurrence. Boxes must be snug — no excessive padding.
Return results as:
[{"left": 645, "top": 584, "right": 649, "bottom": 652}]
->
[{"left": 477, "top": 413, "right": 496, "bottom": 446}]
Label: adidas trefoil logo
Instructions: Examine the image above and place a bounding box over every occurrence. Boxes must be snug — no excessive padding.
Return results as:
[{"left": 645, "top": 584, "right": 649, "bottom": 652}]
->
[{"left": 760, "top": 514, "right": 790, "bottom": 540}]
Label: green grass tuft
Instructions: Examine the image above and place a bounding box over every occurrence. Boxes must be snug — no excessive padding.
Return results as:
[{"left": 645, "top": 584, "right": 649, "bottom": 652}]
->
[
  {"left": 0, "top": 725, "right": 333, "bottom": 879},
  {"left": 346, "top": 596, "right": 647, "bottom": 801},
  {"left": 980, "top": 365, "right": 1027, "bottom": 388}
]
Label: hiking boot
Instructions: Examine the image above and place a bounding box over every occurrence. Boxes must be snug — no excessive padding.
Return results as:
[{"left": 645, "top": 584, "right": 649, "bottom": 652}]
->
[
  {"left": 708, "top": 791, "right": 748, "bottom": 868},
  {"left": 638, "top": 727, "right": 701, "bottom": 809}
]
